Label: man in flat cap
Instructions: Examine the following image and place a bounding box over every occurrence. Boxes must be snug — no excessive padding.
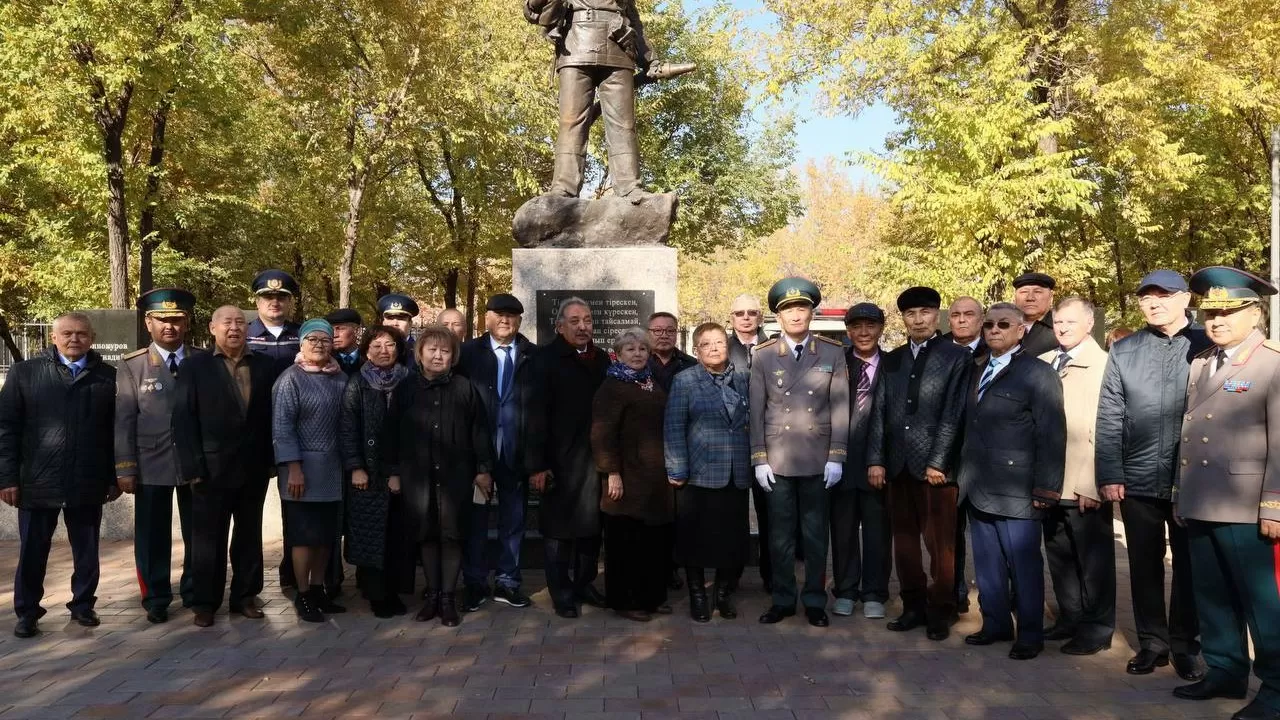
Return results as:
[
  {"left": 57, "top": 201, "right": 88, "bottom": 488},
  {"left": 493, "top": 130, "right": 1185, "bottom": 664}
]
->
[
  {"left": 247, "top": 269, "right": 302, "bottom": 379},
  {"left": 457, "top": 294, "right": 538, "bottom": 612},
  {"left": 1172, "top": 267, "right": 1280, "bottom": 720},
  {"left": 327, "top": 309, "right": 363, "bottom": 376},
  {"left": 379, "top": 293, "right": 420, "bottom": 371},
  {"left": 751, "top": 278, "right": 849, "bottom": 627},
  {"left": 867, "top": 286, "right": 971, "bottom": 640},
  {"left": 1096, "top": 269, "right": 1209, "bottom": 680},
  {"left": 116, "top": 288, "right": 202, "bottom": 623},
  {"left": 1013, "top": 272, "right": 1058, "bottom": 356},
  {"left": 830, "top": 302, "right": 891, "bottom": 620}
]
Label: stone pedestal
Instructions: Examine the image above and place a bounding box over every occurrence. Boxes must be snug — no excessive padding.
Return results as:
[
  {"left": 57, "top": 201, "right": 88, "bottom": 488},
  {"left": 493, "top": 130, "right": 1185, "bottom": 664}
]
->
[{"left": 512, "top": 247, "right": 678, "bottom": 345}]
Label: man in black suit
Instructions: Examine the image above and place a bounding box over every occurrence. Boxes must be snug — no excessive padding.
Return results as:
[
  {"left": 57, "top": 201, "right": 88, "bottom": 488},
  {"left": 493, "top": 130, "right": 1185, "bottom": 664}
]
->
[
  {"left": 830, "top": 303, "right": 891, "bottom": 620},
  {"left": 328, "top": 308, "right": 364, "bottom": 376},
  {"left": 174, "top": 305, "right": 276, "bottom": 627},
  {"left": 1013, "top": 272, "right": 1057, "bottom": 356},
  {"left": 457, "top": 293, "right": 538, "bottom": 613},
  {"left": 726, "top": 293, "right": 773, "bottom": 593},
  {"left": 867, "top": 286, "right": 971, "bottom": 640},
  {"left": 957, "top": 302, "right": 1066, "bottom": 660}
]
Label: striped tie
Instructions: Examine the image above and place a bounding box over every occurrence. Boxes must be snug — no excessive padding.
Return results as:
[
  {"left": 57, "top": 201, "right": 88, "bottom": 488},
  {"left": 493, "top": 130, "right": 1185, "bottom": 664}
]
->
[
  {"left": 856, "top": 361, "right": 872, "bottom": 412},
  {"left": 977, "top": 360, "right": 997, "bottom": 401}
]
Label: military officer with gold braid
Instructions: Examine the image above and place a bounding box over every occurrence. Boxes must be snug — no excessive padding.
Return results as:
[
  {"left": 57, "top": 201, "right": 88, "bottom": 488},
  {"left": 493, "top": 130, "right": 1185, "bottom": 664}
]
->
[
  {"left": 750, "top": 277, "right": 850, "bottom": 627},
  {"left": 1172, "top": 266, "right": 1280, "bottom": 720},
  {"left": 115, "top": 288, "right": 202, "bottom": 624}
]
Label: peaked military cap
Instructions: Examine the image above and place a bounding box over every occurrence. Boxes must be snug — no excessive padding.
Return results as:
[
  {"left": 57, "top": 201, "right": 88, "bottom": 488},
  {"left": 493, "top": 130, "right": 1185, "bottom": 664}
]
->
[
  {"left": 1012, "top": 272, "right": 1056, "bottom": 290},
  {"left": 377, "top": 293, "right": 419, "bottom": 318},
  {"left": 767, "top": 277, "right": 821, "bottom": 313},
  {"left": 139, "top": 288, "right": 196, "bottom": 319},
  {"left": 326, "top": 308, "right": 363, "bottom": 326},
  {"left": 252, "top": 269, "right": 300, "bottom": 296},
  {"left": 896, "top": 286, "right": 941, "bottom": 312},
  {"left": 1189, "top": 266, "right": 1278, "bottom": 311}
]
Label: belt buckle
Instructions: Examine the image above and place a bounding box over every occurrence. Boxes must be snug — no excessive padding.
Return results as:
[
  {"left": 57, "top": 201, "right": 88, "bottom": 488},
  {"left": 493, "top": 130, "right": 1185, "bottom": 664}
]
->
[{"left": 581, "top": 8, "right": 595, "bottom": 21}]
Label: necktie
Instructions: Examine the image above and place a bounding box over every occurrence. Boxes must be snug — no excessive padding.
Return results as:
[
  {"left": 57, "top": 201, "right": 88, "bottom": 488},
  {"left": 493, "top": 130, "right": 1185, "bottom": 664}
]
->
[
  {"left": 498, "top": 346, "right": 514, "bottom": 398},
  {"left": 977, "top": 360, "right": 997, "bottom": 400},
  {"left": 68, "top": 364, "right": 81, "bottom": 379},
  {"left": 168, "top": 353, "right": 180, "bottom": 378},
  {"left": 794, "top": 344, "right": 804, "bottom": 362},
  {"left": 1053, "top": 351, "right": 1070, "bottom": 372},
  {"left": 1214, "top": 349, "right": 1227, "bottom": 376},
  {"left": 856, "top": 360, "right": 872, "bottom": 412}
]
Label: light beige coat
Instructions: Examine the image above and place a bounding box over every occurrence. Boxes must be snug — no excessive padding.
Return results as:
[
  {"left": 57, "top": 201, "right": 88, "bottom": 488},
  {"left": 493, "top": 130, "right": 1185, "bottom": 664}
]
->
[{"left": 1039, "top": 337, "right": 1107, "bottom": 501}]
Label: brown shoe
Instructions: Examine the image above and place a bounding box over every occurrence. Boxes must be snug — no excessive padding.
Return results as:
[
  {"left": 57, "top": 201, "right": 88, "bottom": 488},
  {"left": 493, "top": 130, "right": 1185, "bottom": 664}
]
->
[
  {"left": 230, "top": 602, "right": 265, "bottom": 619},
  {"left": 616, "top": 609, "right": 653, "bottom": 623},
  {"left": 193, "top": 611, "right": 215, "bottom": 628}
]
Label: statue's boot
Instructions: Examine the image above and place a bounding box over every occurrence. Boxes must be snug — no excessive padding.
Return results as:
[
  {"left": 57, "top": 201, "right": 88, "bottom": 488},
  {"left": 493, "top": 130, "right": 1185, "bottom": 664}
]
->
[
  {"left": 610, "top": 152, "right": 651, "bottom": 202},
  {"left": 548, "top": 153, "right": 585, "bottom": 197}
]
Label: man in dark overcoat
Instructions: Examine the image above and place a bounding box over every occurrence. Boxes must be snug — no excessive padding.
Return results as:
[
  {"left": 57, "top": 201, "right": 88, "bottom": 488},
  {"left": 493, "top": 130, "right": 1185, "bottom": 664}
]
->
[
  {"left": 526, "top": 297, "right": 610, "bottom": 617},
  {"left": 1, "top": 313, "right": 119, "bottom": 638}
]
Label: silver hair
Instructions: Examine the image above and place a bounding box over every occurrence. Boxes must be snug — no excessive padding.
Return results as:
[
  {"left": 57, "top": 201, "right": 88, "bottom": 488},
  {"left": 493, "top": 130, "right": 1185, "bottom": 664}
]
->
[
  {"left": 555, "top": 297, "right": 591, "bottom": 325},
  {"left": 730, "top": 293, "right": 761, "bottom": 311},
  {"left": 987, "top": 302, "right": 1025, "bottom": 322},
  {"left": 1056, "top": 296, "right": 1095, "bottom": 315},
  {"left": 612, "top": 326, "right": 650, "bottom": 354},
  {"left": 52, "top": 312, "right": 94, "bottom": 331}
]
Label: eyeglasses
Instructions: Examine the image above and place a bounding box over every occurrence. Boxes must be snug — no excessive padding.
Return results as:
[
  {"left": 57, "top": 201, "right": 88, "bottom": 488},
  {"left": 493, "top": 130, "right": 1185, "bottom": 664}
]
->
[
  {"left": 648, "top": 328, "right": 677, "bottom": 336},
  {"left": 982, "top": 320, "right": 1016, "bottom": 330},
  {"left": 302, "top": 337, "right": 333, "bottom": 346},
  {"left": 697, "top": 340, "right": 728, "bottom": 349},
  {"left": 732, "top": 310, "right": 761, "bottom": 318}
]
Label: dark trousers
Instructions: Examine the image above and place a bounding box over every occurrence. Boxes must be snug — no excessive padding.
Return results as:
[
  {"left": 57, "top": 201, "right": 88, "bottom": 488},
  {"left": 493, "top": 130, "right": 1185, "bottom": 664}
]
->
[
  {"left": 888, "top": 475, "right": 958, "bottom": 619},
  {"left": 955, "top": 502, "right": 969, "bottom": 606},
  {"left": 1119, "top": 495, "right": 1200, "bottom": 655},
  {"left": 463, "top": 462, "right": 527, "bottom": 590},
  {"left": 14, "top": 506, "right": 103, "bottom": 620},
  {"left": 543, "top": 535, "right": 601, "bottom": 610},
  {"left": 767, "top": 474, "right": 829, "bottom": 609},
  {"left": 604, "top": 514, "right": 668, "bottom": 612},
  {"left": 1186, "top": 520, "right": 1280, "bottom": 709},
  {"left": 738, "top": 484, "right": 772, "bottom": 590},
  {"left": 829, "top": 485, "right": 892, "bottom": 602},
  {"left": 970, "top": 508, "right": 1045, "bottom": 645},
  {"left": 134, "top": 484, "right": 194, "bottom": 611},
  {"left": 1043, "top": 502, "right": 1116, "bottom": 644},
  {"left": 191, "top": 478, "right": 268, "bottom": 612}
]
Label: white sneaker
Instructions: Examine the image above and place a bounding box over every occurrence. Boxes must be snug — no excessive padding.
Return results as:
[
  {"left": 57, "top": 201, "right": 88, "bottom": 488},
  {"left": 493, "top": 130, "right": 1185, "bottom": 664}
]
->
[
  {"left": 832, "top": 598, "right": 855, "bottom": 616},
  {"left": 863, "top": 601, "right": 886, "bottom": 619}
]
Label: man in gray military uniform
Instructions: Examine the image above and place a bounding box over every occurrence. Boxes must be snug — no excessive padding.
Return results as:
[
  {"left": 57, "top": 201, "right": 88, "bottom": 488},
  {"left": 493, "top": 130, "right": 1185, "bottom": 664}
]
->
[
  {"left": 751, "top": 277, "right": 850, "bottom": 627},
  {"left": 115, "top": 288, "right": 202, "bottom": 624},
  {"left": 1172, "top": 266, "right": 1280, "bottom": 720}
]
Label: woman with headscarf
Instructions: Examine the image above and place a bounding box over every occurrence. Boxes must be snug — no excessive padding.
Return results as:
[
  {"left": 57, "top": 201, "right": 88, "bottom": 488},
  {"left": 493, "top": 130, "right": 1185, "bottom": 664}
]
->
[
  {"left": 273, "top": 318, "right": 350, "bottom": 622},
  {"left": 384, "top": 324, "right": 493, "bottom": 626},
  {"left": 591, "top": 327, "right": 674, "bottom": 622},
  {"left": 340, "top": 326, "right": 412, "bottom": 618}
]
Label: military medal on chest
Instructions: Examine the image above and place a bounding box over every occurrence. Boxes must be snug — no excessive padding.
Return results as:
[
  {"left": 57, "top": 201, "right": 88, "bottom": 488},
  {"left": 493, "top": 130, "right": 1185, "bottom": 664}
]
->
[{"left": 774, "top": 368, "right": 786, "bottom": 387}]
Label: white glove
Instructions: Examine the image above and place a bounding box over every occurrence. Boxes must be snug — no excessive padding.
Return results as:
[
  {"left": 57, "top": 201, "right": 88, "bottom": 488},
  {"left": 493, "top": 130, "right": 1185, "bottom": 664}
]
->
[
  {"left": 823, "top": 462, "right": 843, "bottom": 489},
  {"left": 754, "top": 464, "right": 776, "bottom": 492}
]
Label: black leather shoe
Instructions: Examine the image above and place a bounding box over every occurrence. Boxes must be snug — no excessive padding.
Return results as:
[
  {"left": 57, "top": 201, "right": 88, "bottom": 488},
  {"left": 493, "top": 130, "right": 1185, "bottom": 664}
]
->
[
  {"left": 1173, "top": 675, "right": 1248, "bottom": 701},
  {"left": 439, "top": 593, "right": 460, "bottom": 627},
  {"left": 887, "top": 610, "right": 925, "bottom": 632},
  {"left": 294, "top": 593, "right": 323, "bottom": 623},
  {"left": 805, "top": 608, "right": 829, "bottom": 627},
  {"left": 1044, "top": 624, "right": 1075, "bottom": 641},
  {"left": 926, "top": 620, "right": 950, "bottom": 641},
  {"left": 13, "top": 617, "right": 38, "bottom": 638},
  {"left": 577, "top": 584, "right": 608, "bottom": 609},
  {"left": 1232, "top": 698, "right": 1280, "bottom": 720},
  {"left": 758, "top": 605, "right": 796, "bottom": 624},
  {"left": 689, "top": 589, "right": 711, "bottom": 623},
  {"left": 713, "top": 585, "right": 737, "bottom": 619},
  {"left": 554, "top": 606, "right": 579, "bottom": 619},
  {"left": 309, "top": 587, "right": 345, "bottom": 614},
  {"left": 1009, "top": 643, "right": 1043, "bottom": 660},
  {"left": 1173, "top": 653, "right": 1208, "bottom": 681},
  {"left": 370, "top": 600, "right": 394, "bottom": 619},
  {"left": 462, "top": 584, "right": 489, "bottom": 612},
  {"left": 146, "top": 607, "right": 169, "bottom": 624},
  {"left": 71, "top": 610, "right": 100, "bottom": 627},
  {"left": 1061, "top": 638, "right": 1111, "bottom": 655},
  {"left": 493, "top": 585, "right": 532, "bottom": 608},
  {"left": 1127, "top": 649, "right": 1170, "bottom": 675},
  {"left": 387, "top": 595, "right": 407, "bottom": 616},
  {"left": 965, "top": 630, "right": 1014, "bottom": 646}
]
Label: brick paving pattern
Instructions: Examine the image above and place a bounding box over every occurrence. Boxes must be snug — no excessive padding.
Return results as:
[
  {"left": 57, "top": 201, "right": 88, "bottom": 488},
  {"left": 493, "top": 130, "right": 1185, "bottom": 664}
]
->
[{"left": 0, "top": 521, "right": 1254, "bottom": 719}]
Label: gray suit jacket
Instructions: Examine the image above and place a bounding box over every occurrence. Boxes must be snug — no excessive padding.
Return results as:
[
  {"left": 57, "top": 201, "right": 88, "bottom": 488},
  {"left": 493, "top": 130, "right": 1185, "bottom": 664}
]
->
[
  {"left": 1176, "top": 330, "right": 1280, "bottom": 524},
  {"left": 749, "top": 334, "right": 850, "bottom": 477},
  {"left": 115, "top": 344, "right": 203, "bottom": 486}
]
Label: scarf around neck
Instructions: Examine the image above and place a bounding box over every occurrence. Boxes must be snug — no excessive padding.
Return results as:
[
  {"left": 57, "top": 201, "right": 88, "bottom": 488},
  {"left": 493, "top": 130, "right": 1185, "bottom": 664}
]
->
[
  {"left": 360, "top": 361, "right": 409, "bottom": 392},
  {"left": 294, "top": 351, "right": 342, "bottom": 375},
  {"left": 607, "top": 360, "right": 654, "bottom": 391},
  {"left": 707, "top": 362, "right": 742, "bottom": 416}
]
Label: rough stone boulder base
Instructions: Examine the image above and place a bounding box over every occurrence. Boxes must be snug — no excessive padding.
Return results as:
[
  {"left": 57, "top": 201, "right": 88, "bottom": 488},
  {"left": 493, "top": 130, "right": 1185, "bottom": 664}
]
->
[{"left": 513, "top": 193, "right": 678, "bottom": 248}]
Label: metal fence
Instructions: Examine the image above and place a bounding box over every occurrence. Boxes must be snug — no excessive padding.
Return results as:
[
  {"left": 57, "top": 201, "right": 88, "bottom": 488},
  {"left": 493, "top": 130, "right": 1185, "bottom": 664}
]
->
[{"left": 0, "top": 324, "right": 52, "bottom": 378}]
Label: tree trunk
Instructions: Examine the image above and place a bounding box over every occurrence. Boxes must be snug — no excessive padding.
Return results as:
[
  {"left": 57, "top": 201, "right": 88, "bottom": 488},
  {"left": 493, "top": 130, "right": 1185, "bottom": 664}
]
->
[
  {"left": 292, "top": 246, "right": 307, "bottom": 320},
  {"left": 339, "top": 177, "right": 365, "bottom": 308},
  {"left": 138, "top": 92, "right": 174, "bottom": 296},
  {"left": 444, "top": 269, "right": 459, "bottom": 309},
  {"left": 465, "top": 255, "right": 478, "bottom": 334},
  {"left": 104, "top": 118, "right": 131, "bottom": 308}
]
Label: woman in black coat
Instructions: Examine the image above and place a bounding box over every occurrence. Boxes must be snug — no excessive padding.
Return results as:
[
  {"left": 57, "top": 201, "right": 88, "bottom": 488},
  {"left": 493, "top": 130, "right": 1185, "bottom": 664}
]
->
[
  {"left": 339, "top": 326, "right": 412, "bottom": 618},
  {"left": 384, "top": 324, "right": 493, "bottom": 626}
]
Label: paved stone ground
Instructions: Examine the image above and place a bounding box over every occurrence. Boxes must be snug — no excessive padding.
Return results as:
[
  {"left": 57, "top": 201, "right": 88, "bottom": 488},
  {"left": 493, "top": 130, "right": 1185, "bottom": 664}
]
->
[{"left": 0, "top": 521, "right": 1256, "bottom": 720}]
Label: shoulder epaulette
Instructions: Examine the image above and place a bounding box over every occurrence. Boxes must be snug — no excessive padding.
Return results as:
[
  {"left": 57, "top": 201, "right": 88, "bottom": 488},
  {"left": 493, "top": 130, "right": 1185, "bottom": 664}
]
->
[
  {"left": 756, "top": 338, "right": 779, "bottom": 350},
  {"left": 122, "top": 348, "right": 148, "bottom": 361},
  {"left": 815, "top": 335, "right": 842, "bottom": 346},
  {"left": 1263, "top": 340, "right": 1280, "bottom": 354}
]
